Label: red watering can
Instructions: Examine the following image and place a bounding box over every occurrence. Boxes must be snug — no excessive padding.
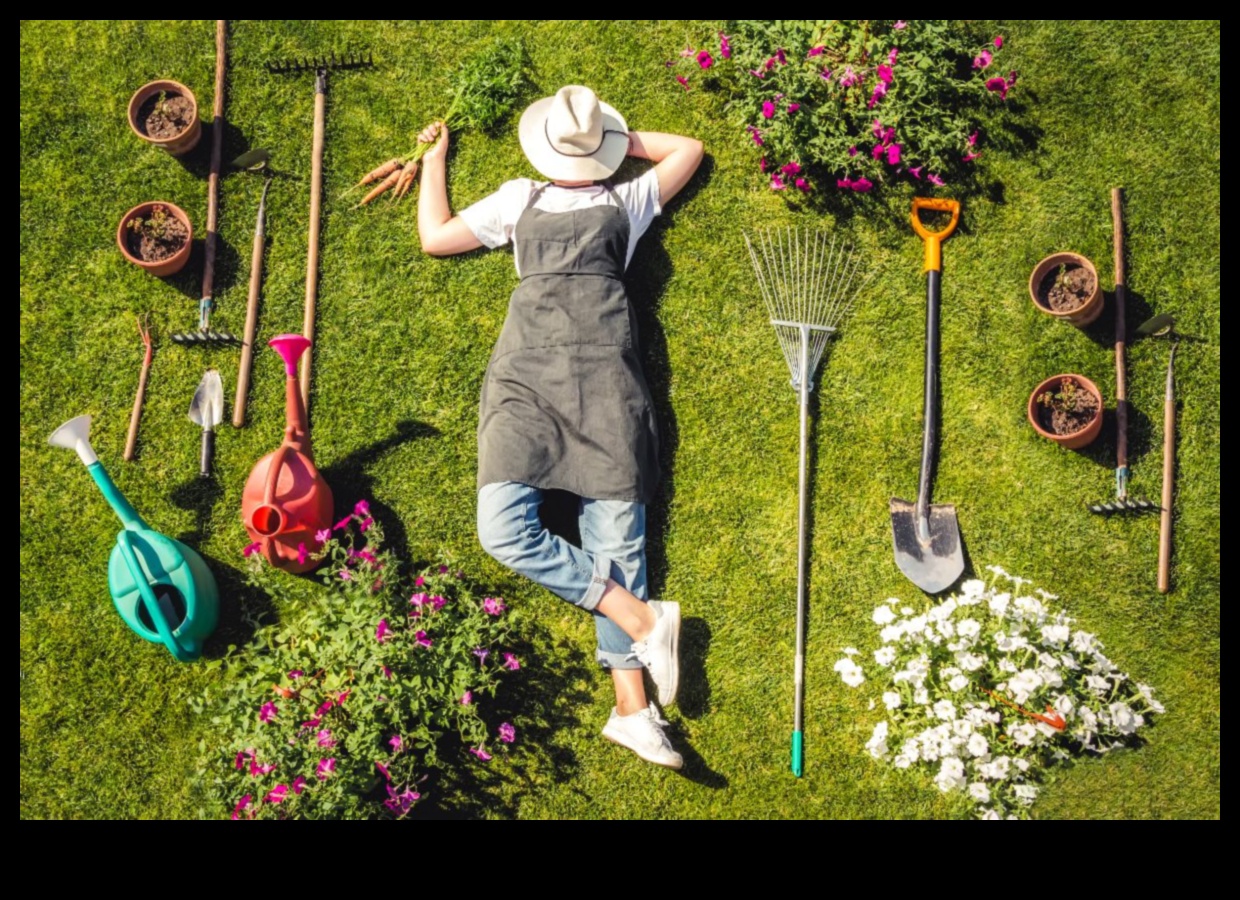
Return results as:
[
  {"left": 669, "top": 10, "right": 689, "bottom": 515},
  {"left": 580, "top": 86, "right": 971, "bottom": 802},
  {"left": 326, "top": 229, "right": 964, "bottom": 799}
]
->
[{"left": 241, "top": 335, "right": 333, "bottom": 573}]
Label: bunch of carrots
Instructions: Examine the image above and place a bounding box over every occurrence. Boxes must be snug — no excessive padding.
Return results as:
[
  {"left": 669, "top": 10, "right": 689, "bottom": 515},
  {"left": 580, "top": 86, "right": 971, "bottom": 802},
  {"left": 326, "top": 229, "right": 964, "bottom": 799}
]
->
[{"left": 347, "top": 156, "right": 421, "bottom": 207}]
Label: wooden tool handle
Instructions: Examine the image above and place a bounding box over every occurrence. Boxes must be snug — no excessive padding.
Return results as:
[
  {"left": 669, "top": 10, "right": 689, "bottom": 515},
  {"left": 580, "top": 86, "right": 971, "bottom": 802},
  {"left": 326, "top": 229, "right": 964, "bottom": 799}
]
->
[
  {"left": 300, "top": 80, "right": 326, "bottom": 412},
  {"left": 1111, "top": 187, "right": 1129, "bottom": 475},
  {"left": 1158, "top": 347, "right": 1176, "bottom": 593},
  {"left": 123, "top": 360, "right": 151, "bottom": 461},
  {"left": 233, "top": 225, "right": 266, "bottom": 427},
  {"left": 201, "top": 20, "right": 227, "bottom": 304}
]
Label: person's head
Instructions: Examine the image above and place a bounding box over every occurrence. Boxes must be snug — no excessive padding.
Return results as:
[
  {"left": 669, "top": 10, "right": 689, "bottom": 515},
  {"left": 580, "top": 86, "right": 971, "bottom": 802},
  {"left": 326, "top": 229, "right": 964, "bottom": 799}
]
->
[{"left": 518, "top": 85, "right": 628, "bottom": 185}]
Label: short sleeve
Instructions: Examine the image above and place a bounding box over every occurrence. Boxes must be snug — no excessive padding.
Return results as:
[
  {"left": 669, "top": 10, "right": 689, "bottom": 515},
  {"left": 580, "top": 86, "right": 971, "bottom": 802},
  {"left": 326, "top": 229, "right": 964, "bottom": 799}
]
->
[
  {"left": 458, "top": 179, "right": 536, "bottom": 249},
  {"left": 613, "top": 168, "right": 662, "bottom": 243}
]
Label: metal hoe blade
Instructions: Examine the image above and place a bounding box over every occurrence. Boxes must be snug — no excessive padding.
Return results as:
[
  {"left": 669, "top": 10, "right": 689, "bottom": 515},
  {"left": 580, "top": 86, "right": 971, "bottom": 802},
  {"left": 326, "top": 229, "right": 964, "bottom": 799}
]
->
[{"left": 889, "top": 499, "right": 963, "bottom": 595}]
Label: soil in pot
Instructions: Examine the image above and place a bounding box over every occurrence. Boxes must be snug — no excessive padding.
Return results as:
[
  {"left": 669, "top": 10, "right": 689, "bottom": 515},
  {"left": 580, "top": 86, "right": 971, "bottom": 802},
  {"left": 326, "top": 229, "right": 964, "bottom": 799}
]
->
[
  {"left": 137, "top": 91, "right": 196, "bottom": 140},
  {"left": 1036, "top": 263, "right": 1097, "bottom": 314},
  {"left": 125, "top": 204, "right": 190, "bottom": 263},
  {"left": 1035, "top": 377, "right": 1100, "bottom": 436}
]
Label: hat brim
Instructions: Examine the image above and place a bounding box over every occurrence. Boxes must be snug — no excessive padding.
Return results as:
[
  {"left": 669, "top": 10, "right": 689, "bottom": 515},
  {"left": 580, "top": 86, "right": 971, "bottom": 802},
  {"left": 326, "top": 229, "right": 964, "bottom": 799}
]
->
[{"left": 518, "top": 95, "right": 629, "bottom": 182}]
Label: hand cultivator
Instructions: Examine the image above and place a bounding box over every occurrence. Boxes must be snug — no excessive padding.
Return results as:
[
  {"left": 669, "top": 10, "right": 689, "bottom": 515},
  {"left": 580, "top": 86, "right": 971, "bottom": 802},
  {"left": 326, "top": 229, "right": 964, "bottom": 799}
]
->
[
  {"left": 267, "top": 49, "right": 374, "bottom": 409},
  {"left": 746, "top": 226, "right": 872, "bottom": 777}
]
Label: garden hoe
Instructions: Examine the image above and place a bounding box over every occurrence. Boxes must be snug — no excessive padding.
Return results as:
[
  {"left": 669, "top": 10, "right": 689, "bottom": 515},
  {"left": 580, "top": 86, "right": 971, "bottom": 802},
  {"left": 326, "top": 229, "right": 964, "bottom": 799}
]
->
[
  {"left": 232, "top": 173, "right": 273, "bottom": 427},
  {"left": 891, "top": 198, "right": 965, "bottom": 595},
  {"left": 746, "top": 227, "right": 872, "bottom": 777},
  {"left": 48, "top": 415, "right": 219, "bottom": 661},
  {"left": 268, "top": 50, "right": 374, "bottom": 410},
  {"left": 1136, "top": 313, "right": 1182, "bottom": 593},
  {"left": 171, "top": 20, "right": 239, "bottom": 347}
]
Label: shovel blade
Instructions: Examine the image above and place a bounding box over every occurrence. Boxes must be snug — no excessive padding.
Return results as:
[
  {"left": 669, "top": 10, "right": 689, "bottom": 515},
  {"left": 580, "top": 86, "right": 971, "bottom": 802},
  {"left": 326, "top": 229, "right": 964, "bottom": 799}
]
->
[{"left": 890, "top": 498, "right": 964, "bottom": 594}]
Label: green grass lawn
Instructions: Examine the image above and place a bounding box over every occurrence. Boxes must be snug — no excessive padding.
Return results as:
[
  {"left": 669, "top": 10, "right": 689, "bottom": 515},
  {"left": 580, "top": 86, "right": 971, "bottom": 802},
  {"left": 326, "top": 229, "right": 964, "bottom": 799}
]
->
[{"left": 20, "top": 20, "right": 1219, "bottom": 819}]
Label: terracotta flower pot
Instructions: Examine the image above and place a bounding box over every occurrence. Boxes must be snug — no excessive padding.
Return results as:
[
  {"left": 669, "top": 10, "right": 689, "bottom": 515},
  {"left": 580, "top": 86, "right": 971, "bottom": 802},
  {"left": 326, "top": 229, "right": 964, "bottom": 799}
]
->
[
  {"left": 1027, "top": 373, "right": 1104, "bottom": 450},
  {"left": 116, "top": 201, "right": 193, "bottom": 277},
  {"left": 1029, "top": 252, "right": 1103, "bottom": 327},
  {"left": 127, "top": 79, "right": 202, "bottom": 156}
]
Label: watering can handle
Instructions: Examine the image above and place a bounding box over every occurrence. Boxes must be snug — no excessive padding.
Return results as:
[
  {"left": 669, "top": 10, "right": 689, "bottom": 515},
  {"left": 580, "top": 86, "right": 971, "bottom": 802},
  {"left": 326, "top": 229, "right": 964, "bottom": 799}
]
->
[
  {"left": 115, "top": 531, "right": 197, "bottom": 662},
  {"left": 910, "top": 197, "right": 961, "bottom": 273}
]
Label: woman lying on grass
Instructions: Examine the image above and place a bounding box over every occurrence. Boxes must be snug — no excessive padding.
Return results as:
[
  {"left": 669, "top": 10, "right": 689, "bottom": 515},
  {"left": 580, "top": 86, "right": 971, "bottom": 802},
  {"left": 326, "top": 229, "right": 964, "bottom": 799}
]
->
[{"left": 417, "top": 85, "right": 704, "bottom": 768}]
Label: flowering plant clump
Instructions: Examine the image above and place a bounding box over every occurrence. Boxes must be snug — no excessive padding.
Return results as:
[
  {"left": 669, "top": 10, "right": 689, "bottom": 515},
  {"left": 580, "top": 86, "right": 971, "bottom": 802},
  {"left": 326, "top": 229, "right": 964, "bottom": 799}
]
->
[
  {"left": 836, "top": 567, "right": 1163, "bottom": 819},
  {"left": 669, "top": 21, "right": 1014, "bottom": 195},
  {"left": 198, "top": 503, "right": 522, "bottom": 820}
]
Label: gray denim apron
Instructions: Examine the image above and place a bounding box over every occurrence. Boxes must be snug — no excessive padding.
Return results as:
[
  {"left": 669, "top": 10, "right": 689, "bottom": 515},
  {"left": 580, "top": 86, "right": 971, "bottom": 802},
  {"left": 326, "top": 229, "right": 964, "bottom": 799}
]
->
[{"left": 477, "top": 183, "right": 659, "bottom": 504}]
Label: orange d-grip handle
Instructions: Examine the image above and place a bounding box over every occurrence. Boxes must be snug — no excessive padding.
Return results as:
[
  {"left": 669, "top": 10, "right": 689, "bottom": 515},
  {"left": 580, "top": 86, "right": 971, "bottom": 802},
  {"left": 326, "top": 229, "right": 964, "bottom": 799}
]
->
[{"left": 911, "top": 197, "right": 961, "bottom": 272}]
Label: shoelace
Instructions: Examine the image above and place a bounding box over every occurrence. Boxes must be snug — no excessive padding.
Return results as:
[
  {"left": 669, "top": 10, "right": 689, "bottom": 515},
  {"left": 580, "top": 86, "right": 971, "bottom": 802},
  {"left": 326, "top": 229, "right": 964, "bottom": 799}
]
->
[{"left": 641, "top": 704, "right": 671, "bottom": 731}]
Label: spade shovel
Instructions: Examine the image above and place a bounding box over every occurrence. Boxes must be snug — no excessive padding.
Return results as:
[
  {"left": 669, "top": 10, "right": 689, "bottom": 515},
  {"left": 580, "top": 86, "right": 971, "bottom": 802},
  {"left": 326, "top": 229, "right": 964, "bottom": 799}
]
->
[
  {"left": 890, "top": 198, "right": 964, "bottom": 594},
  {"left": 188, "top": 369, "right": 224, "bottom": 478}
]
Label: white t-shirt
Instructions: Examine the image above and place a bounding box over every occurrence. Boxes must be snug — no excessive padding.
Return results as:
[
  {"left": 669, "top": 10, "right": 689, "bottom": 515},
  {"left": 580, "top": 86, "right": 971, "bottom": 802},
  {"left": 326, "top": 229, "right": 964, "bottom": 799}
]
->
[{"left": 458, "top": 170, "right": 662, "bottom": 275}]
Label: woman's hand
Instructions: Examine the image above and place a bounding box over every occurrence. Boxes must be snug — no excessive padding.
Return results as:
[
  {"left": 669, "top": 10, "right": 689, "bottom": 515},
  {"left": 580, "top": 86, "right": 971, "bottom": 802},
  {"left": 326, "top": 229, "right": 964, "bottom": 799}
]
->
[{"left": 418, "top": 121, "right": 450, "bottom": 164}]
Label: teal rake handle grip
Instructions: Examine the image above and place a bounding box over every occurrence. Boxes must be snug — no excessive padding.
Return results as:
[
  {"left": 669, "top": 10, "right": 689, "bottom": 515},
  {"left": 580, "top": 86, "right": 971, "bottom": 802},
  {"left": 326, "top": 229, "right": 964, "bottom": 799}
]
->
[
  {"left": 88, "top": 461, "right": 146, "bottom": 531},
  {"left": 791, "top": 731, "right": 804, "bottom": 777}
]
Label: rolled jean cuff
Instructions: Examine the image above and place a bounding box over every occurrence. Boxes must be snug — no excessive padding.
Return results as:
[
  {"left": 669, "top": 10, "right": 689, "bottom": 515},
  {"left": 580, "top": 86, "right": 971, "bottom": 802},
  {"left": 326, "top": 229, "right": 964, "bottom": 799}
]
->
[
  {"left": 579, "top": 552, "right": 612, "bottom": 611},
  {"left": 597, "top": 647, "right": 642, "bottom": 670}
]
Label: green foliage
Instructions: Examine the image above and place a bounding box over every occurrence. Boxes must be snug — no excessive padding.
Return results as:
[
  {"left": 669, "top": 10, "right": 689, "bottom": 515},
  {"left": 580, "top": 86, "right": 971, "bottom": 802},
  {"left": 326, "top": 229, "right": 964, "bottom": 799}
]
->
[
  {"left": 1038, "top": 376, "right": 1087, "bottom": 414},
  {"left": 671, "top": 20, "right": 1012, "bottom": 194},
  {"left": 125, "top": 202, "right": 175, "bottom": 239},
  {"left": 445, "top": 37, "right": 532, "bottom": 132},
  {"left": 196, "top": 510, "right": 517, "bottom": 819}
]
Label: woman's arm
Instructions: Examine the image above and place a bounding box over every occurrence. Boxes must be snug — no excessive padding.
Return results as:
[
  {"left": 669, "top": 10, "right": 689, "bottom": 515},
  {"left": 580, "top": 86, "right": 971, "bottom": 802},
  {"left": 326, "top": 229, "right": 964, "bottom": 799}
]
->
[
  {"left": 627, "top": 131, "right": 704, "bottom": 206},
  {"left": 416, "top": 122, "right": 485, "bottom": 257}
]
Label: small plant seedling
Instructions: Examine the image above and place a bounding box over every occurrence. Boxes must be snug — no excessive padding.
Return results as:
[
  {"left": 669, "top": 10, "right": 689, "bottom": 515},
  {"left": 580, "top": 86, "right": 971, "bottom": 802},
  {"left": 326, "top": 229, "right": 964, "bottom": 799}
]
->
[
  {"left": 127, "top": 203, "right": 174, "bottom": 240},
  {"left": 1038, "top": 376, "right": 1084, "bottom": 414}
]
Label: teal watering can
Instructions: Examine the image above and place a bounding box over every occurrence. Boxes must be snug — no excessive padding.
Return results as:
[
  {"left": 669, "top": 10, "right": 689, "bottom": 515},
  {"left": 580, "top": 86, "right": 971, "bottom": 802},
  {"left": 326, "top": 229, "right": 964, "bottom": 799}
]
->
[{"left": 49, "top": 415, "right": 219, "bottom": 662}]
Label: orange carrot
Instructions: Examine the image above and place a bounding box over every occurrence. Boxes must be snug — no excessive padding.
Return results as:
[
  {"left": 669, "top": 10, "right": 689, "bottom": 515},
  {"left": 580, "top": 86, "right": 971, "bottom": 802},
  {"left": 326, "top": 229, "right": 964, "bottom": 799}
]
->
[
  {"left": 393, "top": 162, "right": 419, "bottom": 200},
  {"left": 341, "top": 158, "right": 401, "bottom": 197},
  {"left": 356, "top": 165, "right": 403, "bottom": 207}
]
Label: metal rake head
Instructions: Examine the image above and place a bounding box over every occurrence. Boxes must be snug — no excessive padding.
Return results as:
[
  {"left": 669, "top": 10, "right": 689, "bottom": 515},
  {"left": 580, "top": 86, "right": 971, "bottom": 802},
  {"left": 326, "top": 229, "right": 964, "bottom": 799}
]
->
[
  {"left": 266, "top": 50, "right": 374, "bottom": 74},
  {"left": 744, "top": 226, "right": 872, "bottom": 392}
]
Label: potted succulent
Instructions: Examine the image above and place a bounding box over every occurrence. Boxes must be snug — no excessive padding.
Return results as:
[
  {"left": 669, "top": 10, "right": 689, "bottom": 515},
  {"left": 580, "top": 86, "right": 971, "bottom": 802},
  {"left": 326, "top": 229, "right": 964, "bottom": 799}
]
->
[
  {"left": 127, "top": 79, "right": 202, "bottom": 156},
  {"left": 1027, "top": 373, "right": 1104, "bottom": 450},
  {"left": 116, "top": 201, "right": 193, "bottom": 277},
  {"left": 1029, "top": 252, "right": 1103, "bottom": 327}
]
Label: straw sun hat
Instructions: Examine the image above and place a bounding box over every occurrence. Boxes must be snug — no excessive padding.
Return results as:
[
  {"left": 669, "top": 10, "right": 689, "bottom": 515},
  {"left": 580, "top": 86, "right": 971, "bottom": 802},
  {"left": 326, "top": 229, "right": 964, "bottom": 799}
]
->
[{"left": 518, "top": 85, "right": 629, "bottom": 181}]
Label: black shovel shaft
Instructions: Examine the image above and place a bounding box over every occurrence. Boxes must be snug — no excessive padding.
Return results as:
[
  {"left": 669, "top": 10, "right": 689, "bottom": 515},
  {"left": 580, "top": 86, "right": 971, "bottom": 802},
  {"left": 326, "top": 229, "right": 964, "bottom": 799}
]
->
[
  {"left": 916, "top": 270, "right": 941, "bottom": 525},
  {"left": 200, "top": 429, "right": 215, "bottom": 478}
]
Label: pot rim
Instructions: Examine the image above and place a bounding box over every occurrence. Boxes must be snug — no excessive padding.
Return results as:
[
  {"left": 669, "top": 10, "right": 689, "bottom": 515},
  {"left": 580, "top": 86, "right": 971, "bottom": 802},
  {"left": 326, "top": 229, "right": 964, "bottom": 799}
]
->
[
  {"left": 127, "top": 79, "right": 199, "bottom": 145},
  {"left": 115, "top": 200, "right": 193, "bottom": 267},
  {"left": 1028, "top": 251, "right": 1100, "bottom": 318},
  {"left": 1026, "top": 372, "right": 1103, "bottom": 440}
]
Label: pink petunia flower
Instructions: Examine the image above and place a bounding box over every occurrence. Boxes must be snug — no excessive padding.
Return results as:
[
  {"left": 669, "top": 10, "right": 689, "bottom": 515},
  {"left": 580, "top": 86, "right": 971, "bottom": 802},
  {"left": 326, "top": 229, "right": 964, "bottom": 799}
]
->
[
  {"left": 795, "top": 177, "right": 811, "bottom": 193},
  {"left": 430, "top": 595, "right": 447, "bottom": 611},
  {"left": 761, "top": 101, "right": 776, "bottom": 119},
  {"left": 354, "top": 499, "right": 370, "bottom": 517},
  {"left": 375, "top": 619, "right": 392, "bottom": 643},
  {"left": 675, "top": 75, "right": 690, "bottom": 92},
  {"left": 296, "top": 542, "right": 308, "bottom": 566},
  {"left": 887, "top": 47, "right": 899, "bottom": 65},
  {"left": 316, "top": 757, "right": 337, "bottom": 781},
  {"left": 438, "top": 565, "right": 449, "bottom": 574},
  {"left": 339, "top": 570, "right": 352, "bottom": 581},
  {"left": 259, "top": 701, "right": 278, "bottom": 724},
  {"left": 820, "top": 68, "right": 833, "bottom": 81},
  {"left": 770, "top": 173, "right": 787, "bottom": 191},
  {"left": 749, "top": 68, "right": 766, "bottom": 78},
  {"left": 679, "top": 45, "right": 694, "bottom": 58},
  {"left": 287, "top": 670, "right": 303, "bottom": 681},
  {"left": 414, "top": 575, "right": 425, "bottom": 587},
  {"left": 927, "top": 173, "right": 946, "bottom": 186},
  {"left": 868, "top": 80, "right": 889, "bottom": 109},
  {"left": 482, "top": 596, "right": 507, "bottom": 616},
  {"left": 886, "top": 143, "right": 902, "bottom": 165},
  {"left": 314, "top": 528, "right": 331, "bottom": 544},
  {"left": 470, "top": 747, "right": 493, "bottom": 762},
  {"left": 787, "top": 102, "right": 800, "bottom": 113},
  {"left": 994, "top": 35, "right": 1004, "bottom": 49},
  {"left": 850, "top": 177, "right": 874, "bottom": 193},
  {"left": 316, "top": 729, "right": 336, "bottom": 748},
  {"left": 265, "top": 784, "right": 288, "bottom": 804},
  {"left": 410, "top": 592, "right": 428, "bottom": 608},
  {"left": 384, "top": 784, "right": 421, "bottom": 816},
  {"left": 848, "top": 145, "right": 858, "bottom": 157},
  {"left": 503, "top": 653, "right": 521, "bottom": 671},
  {"left": 251, "top": 760, "right": 276, "bottom": 777},
  {"left": 317, "top": 699, "right": 334, "bottom": 716},
  {"left": 838, "top": 66, "right": 859, "bottom": 88},
  {"left": 498, "top": 722, "right": 516, "bottom": 744},
  {"left": 337, "top": 690, "right": 351, "bottom": 706},
  {"left": 758, "top": 157, "right": 768, "bottom": 173},
  {"left": 781, "top": 161, "right": 802, "bottom": 176},
  {"left": 877, "top": 64, "right": 894, "bottom": 84},
  {"left": 382, "top": 665, "right": 393, "bottom": 680},
  {"left": 776, "top": 48, "right": 787, "bottom": 65},
  {"left": 243, "top": 542, "right": 261, "bottom": 558},
  {"left": 415, "top": 630, "right": 432, "bottom": 649},
  {"left": 973, "top": 49, "right": 993, "bottom": 69},
  {"left": 872, "top": 143, "right": 886, "bottom": 160},
  {"left": 720, "top": 32, "right": 732, "bottom": 59},
  {"left": 473, "top": 647, "right": 490, "bottom": 664},
  {"left": 697, "top": 49, "right": 713, "bottom": 69},
  {"left": 907, "top": 165, "right": 924, "bottom": 180},
  {"left": 962, "top": 151, "right": 981, "bottom": 162},
  {"left": 893, "top": 20, "right": 908, "bottom": 29},
  {"left": 461, "top": 690, "right": 473, "bottom": 706},
  {"left": 375, "top": 760, "right": 391, "bottom": 781},
  {"left": 808, "top": 45, "right": 825, "bottom": 57},
  {"left": 985, "top": 75, "right": 1011, "bottom": 100},
  {"left": 747, "top": 125, "right": 764, "bottom": 147},
  {"left": 231, "top": 794, "right": 252, "bottom": 820},
  {"left": 968, "top": 130, "right": 979, "bottom": 146},
  {"left": 333, "top": 516, "right": 351, "bottom": 532},
  {"left": 389, "top": 735, "right": 403, "bottom": 753},
  {"left": 358, "top": 517, "right": 374, "bottom": 532},
  {"left": 292, "top": 775, "right": 307, "bottom": 795}
]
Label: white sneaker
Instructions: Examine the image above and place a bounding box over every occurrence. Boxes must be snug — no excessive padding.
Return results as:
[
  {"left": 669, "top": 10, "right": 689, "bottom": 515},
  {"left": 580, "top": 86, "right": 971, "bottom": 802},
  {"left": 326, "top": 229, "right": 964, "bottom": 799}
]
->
[
  {"left": 629, "top": 600, "right": 680, "bottom": 706},
  {"left": 602, "top": 703, "right": 683, "bottom": 769}
]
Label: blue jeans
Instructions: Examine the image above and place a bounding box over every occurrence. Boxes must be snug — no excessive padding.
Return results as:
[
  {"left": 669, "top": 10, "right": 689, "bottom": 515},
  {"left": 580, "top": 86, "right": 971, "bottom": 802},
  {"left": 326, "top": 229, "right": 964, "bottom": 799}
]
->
[{"left": 477, "top": 481, "right": 648, "bottom": 670}]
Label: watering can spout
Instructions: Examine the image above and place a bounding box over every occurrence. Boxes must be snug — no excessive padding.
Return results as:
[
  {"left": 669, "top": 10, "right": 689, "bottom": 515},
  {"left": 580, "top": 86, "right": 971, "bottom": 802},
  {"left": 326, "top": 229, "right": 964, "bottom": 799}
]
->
[
  {"left": 49, "top": 414, "right": 146, "bottom": 530},
  {"left": 269, "top": 334, "right": 311, "bottom": 376},
  {"left": 269, "top": 334, "right": 311, "bottom": 455}
]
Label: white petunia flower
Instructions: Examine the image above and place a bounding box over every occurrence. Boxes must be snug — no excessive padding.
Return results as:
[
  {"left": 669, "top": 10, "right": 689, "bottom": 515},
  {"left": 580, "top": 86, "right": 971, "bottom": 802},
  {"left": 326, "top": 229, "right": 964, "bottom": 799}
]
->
[
  {"left": 1108, "top": 701, "right": 1144, "bottom": 735},
  {"left": 956, "top": 618, "right": 981, "bottom": 640},
  {"left": 988, "top": 592, "right": 1011, "bottom": 618},
  {"left": 985, "top": 564, "right": 1010, "bottom": 578},
  {"left": 955, "top": 651, "right": 986, "bottom": 672},
  {"left": 1038, "top": 667, "right": 1064, "bottom": 690},
  {"left": 1078, "top": 705, "right": 1098, "bottom": 732},
  {"left": 934, "top": 757, "right": 967, "bottom": 792},
  {"left": 1040, "top": 623, "right": 1070, "bottom": 646},
  {"left": 996, "top": 632, "right": 1030, "bottom": 652},
  {"left": 1037, "top": 651, "right": 1061, "bottom": 670},
  {"left": 892, "top": 755, "right": 913, "bottom": 769},
  {"left": 1014, "top": 595, "right": 1046, "bottom": 620},
  {"left": 1071, "top": 630, "right": 1098, "bottom": 653},
  {"left": 998, "top": 659, "right": 1018, "bottom": 674},
  {"left": 929, "top": 596, "right": 958, "bottom": 622},
  {"left": 866, "top": 720, "right": 890, "bottom": 759},
  {"left": 935, "top": 619, "right": 955, "bottom": 638},
  {"left": 980, "top": 808, "right": 1001, "bottom": 820},
  {"left": 903, "top": 615, "right": 929, "bottom": 636},
  {"left": 833, "top": 657, "right": 865, "bottom": 688},
  {"left": 899, "top": 739, "right": 921, "bottom": 763},
  {"left": 966, "top": 732, "right": 990, "bottom": 758},
  {"left": 968, "top": 782, "right": 991, "bottom": 803},
  {"left": 872, "top": 604, "right": 897, "bottom": 625},
  {"left": 1059, "top": 652, "right": 1080, "bottom": 670},
  {"left": 874, "top": 645, "right": 897, "bottom": 667},
  {"left": 1015, "top": 758, "right": 1030, "bottom": 772},
  {"left": 1013, "top": 784, "right": 1039, "bottom": 805},
  {"left": 1085, "top": 674, "right": 1110, "bottom": 693},
  {"left": 913, "top": 687, "right": 930, "bottom": 706},
  {"left": 984, "top": 755, "right": 1012, "bottom": 781},
  {"left": 1034, "top": 587, "right": 1059, "bottom": 601},
  {"left": 1008, "top": 669, "right": 1043, "bottom": 704},
  {"left": 882, "top": 690, "right": 902, "bottom": 711},
  {"left": 948, "top": 674, "right": 970, "bottom": 693},
  {"left": 842, "top": 646, "right": 859, "bottom": 657},
  {"left": 901, "top": 607, "right": 914, "bottom": 616},
  {"left": 880, "top": 624, "right": 904, "bottom": 644},
  {"left": 1009, "top": 723, "right": 1038, "bottom": 747},
  {"left": 1137, "top": 683, "right": 1166, "bottom": 714},
  {"left": 1053, "top": 693, "right": 1075, "bottom": 719},
  {"left": 959, "top": 579, "right": 986, "bottom": 603},
  {"left": 933, "top": 699, "right": 957, "bottom": 722}
]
